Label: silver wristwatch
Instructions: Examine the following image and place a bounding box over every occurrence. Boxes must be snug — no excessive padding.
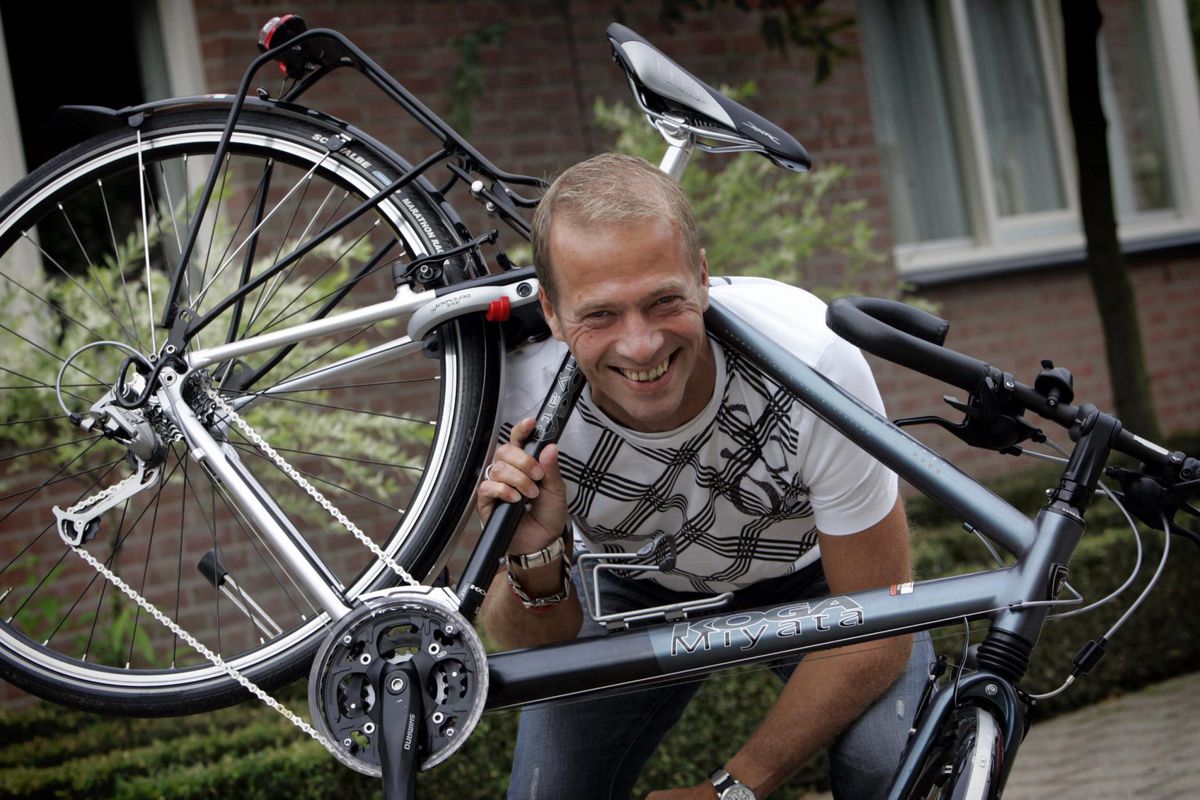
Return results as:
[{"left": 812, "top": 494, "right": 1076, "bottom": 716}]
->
[
  {"left": 506, "top": 533, "right": 565, "bottom": 569},
  {"left": 709, "top": 767, "right": 756, "bottom": 800}
]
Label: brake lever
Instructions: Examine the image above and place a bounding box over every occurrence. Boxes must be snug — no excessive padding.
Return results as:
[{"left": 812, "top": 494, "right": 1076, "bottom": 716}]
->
[
  {"left": 894, "top": 393, "right": 1044, "bottom": 456},
  {"left": 1109, "top": 467, "right": 1200, "bottom": 548}
]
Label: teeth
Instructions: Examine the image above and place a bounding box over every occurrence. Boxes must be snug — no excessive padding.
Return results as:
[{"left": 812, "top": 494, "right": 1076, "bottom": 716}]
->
[{"left": 620, "top": 358, "right": 669, "bottom": 382}]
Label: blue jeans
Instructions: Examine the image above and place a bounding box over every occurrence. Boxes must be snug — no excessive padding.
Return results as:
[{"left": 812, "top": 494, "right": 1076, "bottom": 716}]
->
[{"left": 508, "top": 561, "right": 935, "bottom": 800}]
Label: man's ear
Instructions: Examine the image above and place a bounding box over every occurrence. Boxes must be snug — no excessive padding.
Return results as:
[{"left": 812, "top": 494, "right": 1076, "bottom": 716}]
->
[
  {"left": 539, "top": 286, "right": 564, "bottom": 341},
  {"left": 698, "top": 248, "right": 710, "bottom": 311}
]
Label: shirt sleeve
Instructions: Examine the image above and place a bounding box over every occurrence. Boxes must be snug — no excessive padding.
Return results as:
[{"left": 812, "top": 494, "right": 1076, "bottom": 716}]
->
[{"left": 799, "top": 333, "right": 899, "bottom": 536}]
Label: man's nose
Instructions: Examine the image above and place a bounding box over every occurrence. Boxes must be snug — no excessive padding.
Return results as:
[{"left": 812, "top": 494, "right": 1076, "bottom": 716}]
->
[{"left": 615, "top": 314, "right": 663, "bottom": 362}]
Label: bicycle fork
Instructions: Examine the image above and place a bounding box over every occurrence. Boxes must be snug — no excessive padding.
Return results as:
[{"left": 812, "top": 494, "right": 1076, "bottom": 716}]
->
[{"left": 886, "top": 671, "right": 1025, "bottom": 800}]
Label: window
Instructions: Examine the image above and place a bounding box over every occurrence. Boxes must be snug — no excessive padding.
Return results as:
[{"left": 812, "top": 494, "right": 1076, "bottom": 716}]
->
[{"left": 859, "top": 0, "right": 1200, "bottom": 278}]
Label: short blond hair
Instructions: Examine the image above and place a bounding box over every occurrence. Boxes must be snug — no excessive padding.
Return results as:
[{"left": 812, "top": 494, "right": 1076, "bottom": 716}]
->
[{"left": 531, "top": 153, "right": 702, "bottom": 301}]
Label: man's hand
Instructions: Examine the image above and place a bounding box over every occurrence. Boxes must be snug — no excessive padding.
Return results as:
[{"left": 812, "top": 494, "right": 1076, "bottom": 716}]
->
[
  {"left": 476, "top": 416, "right": 581, "bottom": 648},
  {"left": 476, "top": 416, "right": 567, "bottom": 556},
  {"left": 646, "top": 782, "right": 717, "bottom": 800}
]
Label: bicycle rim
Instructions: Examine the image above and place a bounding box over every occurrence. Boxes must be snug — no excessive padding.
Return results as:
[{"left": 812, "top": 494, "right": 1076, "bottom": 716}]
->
[{"left": 0, "top": 107, "right": 498, "bottom": 714}]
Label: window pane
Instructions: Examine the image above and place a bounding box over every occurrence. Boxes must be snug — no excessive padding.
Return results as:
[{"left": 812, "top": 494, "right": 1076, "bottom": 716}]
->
[
  {"left": 860, "top": 0, "right": 970, "bottom": 244},
  {"left": 968, "top": 2, "right": 1066, "bottom": 216},
  {"left": 1101, "top": 0, "right": 1173, "bottom": 213}
]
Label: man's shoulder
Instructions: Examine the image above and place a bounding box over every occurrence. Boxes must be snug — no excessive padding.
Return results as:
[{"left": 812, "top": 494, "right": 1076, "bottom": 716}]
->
[
  {"left": 708, "top": 277, "right": 838, "bottom": 364},
  {"left": 499, "top": 336, "right": 570, "bottom": 422}
]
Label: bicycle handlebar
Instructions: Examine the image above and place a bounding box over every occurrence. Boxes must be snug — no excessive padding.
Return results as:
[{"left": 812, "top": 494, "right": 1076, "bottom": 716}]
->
[
  {"left": 826, "top": 296, "right": 1181, "bottom": 470},
  {"left": 826, "top": 297, "right": 993, "bottom": 394}
]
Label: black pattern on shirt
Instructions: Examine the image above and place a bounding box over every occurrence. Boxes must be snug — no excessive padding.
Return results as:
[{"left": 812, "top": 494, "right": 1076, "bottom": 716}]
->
[{"left": 546, "top": 344, "right": 819, "bottom": 592}]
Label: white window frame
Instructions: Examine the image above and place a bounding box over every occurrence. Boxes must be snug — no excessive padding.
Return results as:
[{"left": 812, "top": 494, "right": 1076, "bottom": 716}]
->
[{"left": 881, "top": 0, "right": 1200, "bottom": 277}]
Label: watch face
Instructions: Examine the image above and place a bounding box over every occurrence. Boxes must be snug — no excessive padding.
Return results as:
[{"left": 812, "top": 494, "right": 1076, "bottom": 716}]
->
[{"left": 721, "top": 785, "right": 756, "bottom": 800}]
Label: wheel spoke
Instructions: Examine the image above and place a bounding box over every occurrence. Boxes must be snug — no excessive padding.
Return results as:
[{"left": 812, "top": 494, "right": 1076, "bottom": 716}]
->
[
  {"left": 179, "top": 442, "right": 316, "bottom": 628},
  {"left": 244, "top": 163, "right": 315, "bottom": 333},
  {"left": 0, "top": 278, "right": 128, "bottom": 385},
  {"left": 229, "top": 441, "right": 417, "bottom": 509},
  {"left": 194, "top": 155, "right": 330, "bottom": 310},
  {"left": 155, "top": 160, "right": 185, "bottom": 257},
  {"left": 0, "top": 434, "right": 103, "bottom": 465},
  {"left": 0, "top": 455, "right": 125, "bottom": 505},
  {"left": 98, "top": 178, "right": 147, "bottom": 353},
  {"left": 248, "top": 222, "right": 379, "bottom": 337},
  {"left": 227, "top": 384, "right": 437, "bottom": 425},
  {"left": 35, "top": 215, "right": 144, "bottom": 344},
  {"left": 0, "top": 439, "right": 111, "bottom": 549}
]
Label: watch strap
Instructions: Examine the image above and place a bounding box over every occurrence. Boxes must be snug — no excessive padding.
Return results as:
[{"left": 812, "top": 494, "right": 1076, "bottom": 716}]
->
[
  {"left": 505, "top": 555, "right": 571, "bottom": 610},
  {"left": 708, "top": 767, "right": 755, "bottom": 799},
  {"left": 507, "top": 532, "right": 566, "bottom": 569}
]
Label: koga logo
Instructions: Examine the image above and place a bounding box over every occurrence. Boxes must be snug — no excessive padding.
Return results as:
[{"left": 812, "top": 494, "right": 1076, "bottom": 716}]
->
[
  {"left": 668, "top": 596, "right": 864, "bottom": 657},
  {"left": 401, "top": 197, "right": 445, "bottom": 253},
  {"left": 308, "top": 133, "right": 373, "bottom": 169},
  {"left": 742, "top": 121, "right": 781, "bottom": 146}
]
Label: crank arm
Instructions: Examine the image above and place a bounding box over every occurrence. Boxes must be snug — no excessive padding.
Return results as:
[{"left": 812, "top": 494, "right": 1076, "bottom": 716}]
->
[{"left": 53, "top": 460, "right": 161, "bottom": 547}]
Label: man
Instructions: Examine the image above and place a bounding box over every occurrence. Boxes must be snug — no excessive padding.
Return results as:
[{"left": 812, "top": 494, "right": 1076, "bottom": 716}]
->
[{"left": 477, "top": 153, "right": 932, "bottom": 800}]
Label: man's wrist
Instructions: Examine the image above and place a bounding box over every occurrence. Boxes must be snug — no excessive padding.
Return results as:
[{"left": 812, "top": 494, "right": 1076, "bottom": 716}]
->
[
  {"left": 506, "top": 555, "right": 571, "bottom": 611},
  {"left": 708, "top": 766, "right": 756, "bottom": 799},
  {"left": 506, "top": 535, "right": 565, "bottom": 569}
]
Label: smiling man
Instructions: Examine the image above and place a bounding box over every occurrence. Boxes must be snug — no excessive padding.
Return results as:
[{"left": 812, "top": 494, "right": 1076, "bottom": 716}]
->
[{"left": 477, "top": 153, "right": 932, "bottom": 800}]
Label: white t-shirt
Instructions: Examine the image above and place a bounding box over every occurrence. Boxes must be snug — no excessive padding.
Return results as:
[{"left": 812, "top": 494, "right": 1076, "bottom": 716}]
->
[{"left": 498, "top": 278, "right": 897, "bottom": 593}]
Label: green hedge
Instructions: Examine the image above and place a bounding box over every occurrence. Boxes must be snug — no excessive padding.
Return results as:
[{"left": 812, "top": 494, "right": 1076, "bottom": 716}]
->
[{"left": 3, "top": 451, "right": 1198, "bottom": 799}]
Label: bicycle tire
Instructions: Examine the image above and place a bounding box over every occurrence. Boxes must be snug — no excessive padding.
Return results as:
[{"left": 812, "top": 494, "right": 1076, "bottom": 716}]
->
[
  {"left": 0, "top": 104, "right": 500, "bottom": 714},
  {"left": 904, "top": 705, "right": 1003, "bottom": 800}
]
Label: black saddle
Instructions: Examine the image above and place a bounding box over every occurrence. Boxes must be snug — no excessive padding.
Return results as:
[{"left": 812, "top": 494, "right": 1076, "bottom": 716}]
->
[{"left": 607, "top": 23, "right": 812, "bottom": 172}]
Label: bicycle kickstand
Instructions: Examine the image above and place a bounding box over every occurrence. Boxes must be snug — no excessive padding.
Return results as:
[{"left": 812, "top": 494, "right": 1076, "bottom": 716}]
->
[{"left": 378, "top": 660, "right": 424, "bottom": 800}]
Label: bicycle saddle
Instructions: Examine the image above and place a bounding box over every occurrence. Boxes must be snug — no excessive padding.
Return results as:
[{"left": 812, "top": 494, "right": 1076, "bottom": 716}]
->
[{"left": 607, "top": 23, "right": 811, "bottom": 172}]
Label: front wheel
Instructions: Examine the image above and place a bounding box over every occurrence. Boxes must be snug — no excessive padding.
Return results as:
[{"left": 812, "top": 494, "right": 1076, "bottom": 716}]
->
[
  {"left": 905, "top": 705, "right": 1003, "bottom": 800},
  {"left": 0, "top": 104, "right": 500, "bottom": 714}
]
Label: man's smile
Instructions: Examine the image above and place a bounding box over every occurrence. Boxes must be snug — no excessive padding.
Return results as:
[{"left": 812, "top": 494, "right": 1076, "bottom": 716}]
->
[{"left": 617, "top": 356, "right": 671, "bottom": 383}]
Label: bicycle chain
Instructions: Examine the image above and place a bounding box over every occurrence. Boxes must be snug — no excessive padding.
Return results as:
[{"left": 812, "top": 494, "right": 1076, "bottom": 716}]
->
[
  {"left": 57, "top": 382, "right": 432, "bottom": 768},
  {"left": 205, "top": 387, "right": 420, "bottom": 587},
  {"left": 61, "top": 541, "right": 360, "bottom": 770},
  {"left": 64, "top": 471, "right": 142, "bottom": 516}
]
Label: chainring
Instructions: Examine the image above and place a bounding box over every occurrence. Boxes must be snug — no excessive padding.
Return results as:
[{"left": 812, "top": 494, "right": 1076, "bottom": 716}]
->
[{"left": 308, "top": 586, "right": 488, "bottom": 775}]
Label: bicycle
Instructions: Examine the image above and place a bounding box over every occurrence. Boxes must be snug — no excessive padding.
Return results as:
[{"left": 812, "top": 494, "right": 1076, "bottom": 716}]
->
[{"left": 0, "top": 14, "right": 1196, "bottom": 800}]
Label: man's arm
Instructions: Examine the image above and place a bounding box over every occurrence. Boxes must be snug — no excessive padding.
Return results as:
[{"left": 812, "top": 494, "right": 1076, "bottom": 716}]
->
[{"left": 649, "top": 497, "right": 913, "bottom": 800}]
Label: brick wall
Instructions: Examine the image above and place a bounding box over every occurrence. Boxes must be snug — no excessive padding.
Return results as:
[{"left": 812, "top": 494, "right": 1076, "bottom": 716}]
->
[{"left": 189, "top": 0, "right": 1198, "bottom": 476}]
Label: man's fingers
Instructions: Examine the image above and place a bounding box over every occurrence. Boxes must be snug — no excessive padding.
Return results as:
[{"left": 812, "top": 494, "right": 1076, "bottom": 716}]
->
[
  {"left": 476, "top": 417, "right": 561, "bottom": 523},
  {"left": 538, "top": 444, "right": 564, "bottom": 492},
  {"left": 494, "top": 443, "right": 545, "bottom": 483},
  {"left": 484, "top": 459, "right": 540, "bottom": 500},
  {"left": 508, "top": 416, "right": 537, "bottom": 447}
]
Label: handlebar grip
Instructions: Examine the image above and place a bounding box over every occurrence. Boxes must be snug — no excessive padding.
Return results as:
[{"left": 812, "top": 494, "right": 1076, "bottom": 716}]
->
[{"left": 826, "top": 296, "right": 991, "bottom": 391}]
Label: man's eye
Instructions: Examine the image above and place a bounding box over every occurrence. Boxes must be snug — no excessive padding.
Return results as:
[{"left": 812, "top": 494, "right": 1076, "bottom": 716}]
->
[
  {"left": 653, "top": 296, "right": 682, "bottom": 308},
  {"left": 586, "top": 310, "right": 612, "bottom": 321}
]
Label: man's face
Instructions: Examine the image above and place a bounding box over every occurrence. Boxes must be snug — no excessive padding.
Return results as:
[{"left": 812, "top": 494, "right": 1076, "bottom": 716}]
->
[{"left": 540, "top": 217, "right": 715, "bottom": 433}]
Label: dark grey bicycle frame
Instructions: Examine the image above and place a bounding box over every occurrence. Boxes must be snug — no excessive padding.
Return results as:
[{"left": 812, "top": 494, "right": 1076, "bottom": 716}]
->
[{"left": 482, "top": 295, "right": 1087, "bottom": 791}]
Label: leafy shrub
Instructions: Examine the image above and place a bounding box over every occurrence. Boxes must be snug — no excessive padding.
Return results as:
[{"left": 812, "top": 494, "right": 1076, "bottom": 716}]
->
[{"left": 593, "top": 87, "right": 881, "bottom": 299}]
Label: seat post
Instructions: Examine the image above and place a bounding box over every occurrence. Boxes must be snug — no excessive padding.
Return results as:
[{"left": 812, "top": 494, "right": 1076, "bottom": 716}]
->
[{"left": 655, "top": 114, "right": 696, "bottom": 180}]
